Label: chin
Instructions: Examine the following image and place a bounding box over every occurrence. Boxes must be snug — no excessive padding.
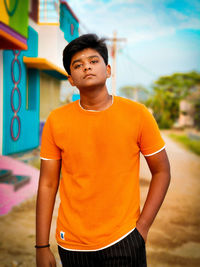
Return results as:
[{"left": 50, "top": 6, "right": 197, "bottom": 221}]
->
[{"left": 79, "top": 81, "right": 105, "bottom": 90}]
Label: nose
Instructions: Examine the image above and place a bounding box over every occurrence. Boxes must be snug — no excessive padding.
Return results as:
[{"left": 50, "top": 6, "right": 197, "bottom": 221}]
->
[{"left": 84, "top": 63, "right": 91, "bottom": 72}]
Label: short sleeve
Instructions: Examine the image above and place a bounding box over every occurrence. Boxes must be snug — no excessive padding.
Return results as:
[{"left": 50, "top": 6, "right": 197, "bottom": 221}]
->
[
  {"left": 138, "top": 105, "right": 165, "bottom": 156},
  {"left": 40, "top": 114, "right": 61, "bottom": 159}
]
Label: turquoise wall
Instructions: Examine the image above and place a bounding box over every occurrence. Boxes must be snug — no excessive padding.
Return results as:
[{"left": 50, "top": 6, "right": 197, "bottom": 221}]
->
[
  {"left": 72, "top": 94, "right": 80, "bottom": 102},
  {"left": 60, "top": 3, "right": 79, "bottom": 43},
  {"left": 3, "top": 26, "right": 40, "bottom": 155}
]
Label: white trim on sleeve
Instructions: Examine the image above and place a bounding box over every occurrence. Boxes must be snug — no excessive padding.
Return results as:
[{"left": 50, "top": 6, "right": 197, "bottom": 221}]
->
[
  {"left": 40, "top": 157, "right": 54, "bottom": 160},
  {"left": 143, "top": 145, "right": 166, "bottom": 157}
]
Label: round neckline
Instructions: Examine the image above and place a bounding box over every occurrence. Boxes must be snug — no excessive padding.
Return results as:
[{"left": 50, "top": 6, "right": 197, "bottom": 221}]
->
[{"left": 76, "top": 95, "right": 116, "bottom": 115}]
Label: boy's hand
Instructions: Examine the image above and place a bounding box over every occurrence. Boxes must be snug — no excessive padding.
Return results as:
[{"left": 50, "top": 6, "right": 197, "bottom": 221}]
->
[
  {"left": 136, "top": 220, "right": 149, "bottom": 243},
  {"left": 36, "top": 247, "right": 56, "bottom": 267},
  {"left": 136, "top": 149, "right": 171, "bottom": 244}
]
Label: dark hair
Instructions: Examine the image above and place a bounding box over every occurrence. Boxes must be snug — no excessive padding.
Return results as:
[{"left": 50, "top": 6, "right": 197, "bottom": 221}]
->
[{"left": 63, "top": 33, "right": 108, "bottom": 75}]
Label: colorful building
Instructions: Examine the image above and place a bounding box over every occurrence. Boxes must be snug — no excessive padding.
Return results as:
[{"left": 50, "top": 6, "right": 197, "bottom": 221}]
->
[{"left": 0, "top": 0, "right": 80, "bottom": 156}]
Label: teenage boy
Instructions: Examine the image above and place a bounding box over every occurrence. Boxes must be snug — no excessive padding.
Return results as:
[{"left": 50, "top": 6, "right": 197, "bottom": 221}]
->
[{"left": 36, "top": 34, "right": 170, "bottom": 267}]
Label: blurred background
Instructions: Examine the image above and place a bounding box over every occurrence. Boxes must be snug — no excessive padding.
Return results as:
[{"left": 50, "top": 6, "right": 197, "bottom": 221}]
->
[{"left": 0, "top": 0, "right": 200, "bottom": 266}]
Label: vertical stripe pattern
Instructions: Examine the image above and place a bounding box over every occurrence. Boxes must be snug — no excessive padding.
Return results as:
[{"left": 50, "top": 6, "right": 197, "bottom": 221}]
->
[{"left": 58, "top": 228, "right": 147, "bottom": 267}]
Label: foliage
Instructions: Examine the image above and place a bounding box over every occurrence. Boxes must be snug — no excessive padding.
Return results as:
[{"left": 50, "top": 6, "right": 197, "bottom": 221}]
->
[
  {"left": 145, "top": 71, "right": 200, "bottom": 129},
  {"left": 169, "top": 133, "right": 200, "bottom": 156},
  {"left": 187, "top": 86, "right": 200, "bottom": 130},
  {"left": 194, "top": 101, "right": 200, "bottom": 130}
]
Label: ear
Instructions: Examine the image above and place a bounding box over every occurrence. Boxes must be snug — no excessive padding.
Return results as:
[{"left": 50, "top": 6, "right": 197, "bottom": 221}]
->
[
  {"left": 106, "top": 64, "right": 111, "bottom": 78},
  {"left": 68, "top": 75, "right": 75, "bottom": 86}
]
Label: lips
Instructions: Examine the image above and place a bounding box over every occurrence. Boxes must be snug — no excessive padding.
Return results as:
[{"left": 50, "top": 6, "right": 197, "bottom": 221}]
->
[{"left": 83, "top": 74, "right": 95, "bottom": 79}]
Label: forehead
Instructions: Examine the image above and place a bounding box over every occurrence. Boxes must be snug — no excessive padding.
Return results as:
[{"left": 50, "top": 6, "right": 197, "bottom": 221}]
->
[{"left": 71, "top": 48, "right": 102, "bottom": 63}]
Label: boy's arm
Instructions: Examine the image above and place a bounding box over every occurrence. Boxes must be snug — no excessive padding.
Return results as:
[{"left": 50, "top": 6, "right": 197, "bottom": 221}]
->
[
  {"left": 36, "top": 159, "right": 61, "bottom": 267},
  {"left": 136, "top": 149, "right": 171, "bottom": 242}
]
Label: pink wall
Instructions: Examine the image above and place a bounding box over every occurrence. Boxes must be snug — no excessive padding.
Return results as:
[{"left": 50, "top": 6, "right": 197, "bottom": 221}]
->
[{"left": 0, "top": 156, "right": 39, "bottom": 215}]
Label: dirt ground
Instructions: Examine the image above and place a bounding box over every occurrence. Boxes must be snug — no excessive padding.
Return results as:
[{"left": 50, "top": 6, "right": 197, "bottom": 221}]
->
[{"left": 0, "top": 132, "right": 200, "bottom": 267}]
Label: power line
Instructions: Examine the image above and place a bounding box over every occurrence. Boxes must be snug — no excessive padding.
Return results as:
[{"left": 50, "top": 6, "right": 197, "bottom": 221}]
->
[{"left": 121, "top": 50, "right": 157, "bottom": 78}]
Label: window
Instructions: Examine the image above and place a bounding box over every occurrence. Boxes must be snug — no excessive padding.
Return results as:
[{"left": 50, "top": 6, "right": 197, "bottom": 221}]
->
[{"left": 39, "top": 0, "right": 59, "bottom": 23}]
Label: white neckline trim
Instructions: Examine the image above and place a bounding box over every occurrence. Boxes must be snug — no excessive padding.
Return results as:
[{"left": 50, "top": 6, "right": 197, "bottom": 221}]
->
[
  {"left": 78, "top": 95, "right": 114, "bottom": 112},
  {"left": 57, "top": 227, "right": 136, "bottom": 252},
  {"left": 143, "top": 145, "right": 165, "bottom": 157}
]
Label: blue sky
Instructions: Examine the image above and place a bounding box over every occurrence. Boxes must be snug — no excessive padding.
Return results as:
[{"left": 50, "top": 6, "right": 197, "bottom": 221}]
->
[{"left": 66, "top": 0, "right": 200, "bottom": 91}]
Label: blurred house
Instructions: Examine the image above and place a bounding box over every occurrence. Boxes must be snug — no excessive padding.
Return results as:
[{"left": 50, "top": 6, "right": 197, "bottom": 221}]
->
[
  {"left": 178, "top": 85, "right": 200, "bottom": 128},
  {"left": 0, "top": 0, "right": 79, "bottom": 156},
  {"left": 178, "top": 100, "right": 194, "bottom": 127}
]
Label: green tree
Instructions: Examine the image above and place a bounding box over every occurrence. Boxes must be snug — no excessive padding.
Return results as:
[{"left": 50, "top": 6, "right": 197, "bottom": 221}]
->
[
  {"left": 194, "top": 101, "right": 200, "bottom": 130},
  {"left": 146, "top": 71, "right": 200, "bottom": 129},
  {"left": 187, "top": 85, "right": 200, "bottom": 130}
]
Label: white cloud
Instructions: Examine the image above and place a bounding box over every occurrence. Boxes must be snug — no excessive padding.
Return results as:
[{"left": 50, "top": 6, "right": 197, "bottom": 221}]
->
[
  {"left": 66, "top": 0, "right": 200, "bottom": 86},
  {"left": 178, "top": 17, "right": 200, "bottom": 30},
  {"left": 69, "top": 0, "right": 200, "bottom": 44}
]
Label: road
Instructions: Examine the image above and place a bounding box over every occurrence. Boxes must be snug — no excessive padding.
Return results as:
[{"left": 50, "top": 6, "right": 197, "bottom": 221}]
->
[{"left": 140, "top": 132, "right": 200, "bottom": 267}]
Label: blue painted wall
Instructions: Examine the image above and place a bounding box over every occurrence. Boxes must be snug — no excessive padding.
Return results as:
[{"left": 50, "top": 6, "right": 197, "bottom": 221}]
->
[
  {"left": 72, "top": 94, "right": 80, "bottom": 102},
  {"left": 60, "top": 3, "right": 79, "bottom": 43},
  {"left": 3, "top": 26, "right": 40, "bottom": 155}
]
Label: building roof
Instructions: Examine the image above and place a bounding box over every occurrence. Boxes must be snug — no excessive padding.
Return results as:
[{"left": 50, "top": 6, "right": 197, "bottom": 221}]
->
[
  {"left": 0, "top": 22, "right": 27, "bottom": 50},
  {"left": 23, "top": 56, "right": 68, "bottom": 80}
]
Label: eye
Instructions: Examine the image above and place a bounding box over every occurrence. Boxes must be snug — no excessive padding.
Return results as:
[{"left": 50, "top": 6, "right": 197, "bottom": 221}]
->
[
  {"left": 74, "top": 64, "right": 82, "bottom": 69},
  {"left": 91, "top": 60, "right": 98, "bottom": 64}
]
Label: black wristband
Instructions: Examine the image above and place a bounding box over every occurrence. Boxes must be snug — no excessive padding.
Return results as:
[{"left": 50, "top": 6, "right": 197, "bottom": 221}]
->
[{"left": 35, "top": 244, "right": 50, "bottom": 249}]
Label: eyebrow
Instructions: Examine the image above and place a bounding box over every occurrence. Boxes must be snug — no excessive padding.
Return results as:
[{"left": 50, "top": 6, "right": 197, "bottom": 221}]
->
[{"left": 71, "top": 55, "right": 99, "bottom": 66}]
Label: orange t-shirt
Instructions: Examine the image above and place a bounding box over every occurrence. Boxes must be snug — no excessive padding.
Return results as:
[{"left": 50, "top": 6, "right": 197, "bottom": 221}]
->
[{"left": 40, "top": 96, "right": 165, "bottom": 250}]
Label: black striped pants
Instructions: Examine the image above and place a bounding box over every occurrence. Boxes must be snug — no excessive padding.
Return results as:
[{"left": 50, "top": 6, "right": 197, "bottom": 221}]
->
[{"left": 58, "top": 228, "right": 147, "bottom": 267}]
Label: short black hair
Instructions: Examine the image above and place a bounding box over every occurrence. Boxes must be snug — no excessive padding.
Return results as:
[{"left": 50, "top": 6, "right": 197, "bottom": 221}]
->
[{"left": 63, "top": 33, "right": 108, "bottom": 75}]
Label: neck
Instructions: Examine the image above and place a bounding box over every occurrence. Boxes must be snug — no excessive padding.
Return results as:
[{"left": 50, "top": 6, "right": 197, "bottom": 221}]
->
[{"left": 79, "top": 86, "right": 112, "bottom": 111}]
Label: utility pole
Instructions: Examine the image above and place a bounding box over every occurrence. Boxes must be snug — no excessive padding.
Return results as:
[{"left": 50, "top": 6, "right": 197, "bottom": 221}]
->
[
  {"left": 106, "top": 31, "right": 126, "bottom": 95},
  {"left": 112, "top": 31, "right": 117, "bottom": 96}
]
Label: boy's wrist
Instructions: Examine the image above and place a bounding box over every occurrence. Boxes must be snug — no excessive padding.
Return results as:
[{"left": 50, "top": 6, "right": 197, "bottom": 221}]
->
[
  {"left": 136, "top": 217, "right": 150, "bottom": 229},
  {"left": 35, "top": 244, "right": 50, "bottom": 249},
  {"left": 136, "top": 219, "right": 150, "bottom": 242}
]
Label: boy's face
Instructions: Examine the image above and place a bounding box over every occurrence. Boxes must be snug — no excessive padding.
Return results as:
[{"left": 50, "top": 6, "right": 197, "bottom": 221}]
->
[{"left": 68, "top": 48, "right": 111, "bottom": 90}]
